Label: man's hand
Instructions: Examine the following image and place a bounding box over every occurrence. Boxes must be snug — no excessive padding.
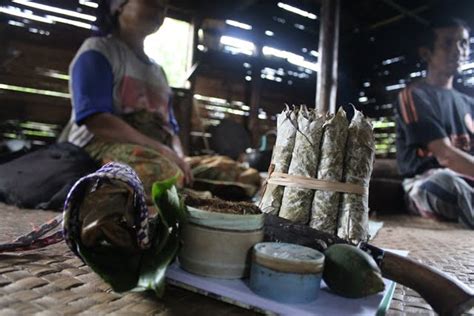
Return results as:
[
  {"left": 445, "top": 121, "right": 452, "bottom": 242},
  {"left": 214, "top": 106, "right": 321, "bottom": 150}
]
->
[{"left": 427, "top": 137, "right": 474, "bottom": 177}]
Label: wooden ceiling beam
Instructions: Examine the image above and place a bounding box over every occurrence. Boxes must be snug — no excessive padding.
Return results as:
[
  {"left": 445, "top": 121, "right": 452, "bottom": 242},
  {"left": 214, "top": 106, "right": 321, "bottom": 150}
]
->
[
  {"left": 379, "top": 0, "right": 429, "bottom": 26},
  {"left": 369, "top": 5, "right": 430, "bottom": 30}
]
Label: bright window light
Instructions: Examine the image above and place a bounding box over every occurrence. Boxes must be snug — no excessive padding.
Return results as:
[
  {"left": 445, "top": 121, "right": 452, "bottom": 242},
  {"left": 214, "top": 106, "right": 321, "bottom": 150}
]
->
[
  {"left": 194, "top": 95, "right": 250, "bottom": 115},
  {"left": 310, "top": 50, "right": 319, "bottom": 57},
  {"left": 224, "top": 46, "right": 254, "bottom": 56},
  {"left": 194, "top": 94, "right": 227, "bottom": 105},
  {"left": 465, "top": 77, "right": 474, "bottom": 86},
  {"left": 79, "top": 0, "right": 98, "bottom": 9},
  {"left": 190, "top": 131, "right": 212, "bottom": 138},
  {"left": 144, "top": 18, "right": 194, "bottom": 88},
  {"left": 382, "top": 56, "right": 404, "bottom": 66},
  {"left": 46, "top": 15, "right": 92, "bottom": 29},
  {"left": 461, "top": 62, "right": 474, "bottom": 71},
  {"left": 8, "top": 20, "right": 25, "bottom": 27},
  {"left": 385, "top": 83, "right": 406, "bottom": 91},
  {"left": 1, "top": 6, "right": 93, "bottom": 30},
  {"left": 359, "top": 96, "right": 368, "bottom": 103},
  {"left": 38, "top": 69, "right": 70, "bottom": 80},
  {"left": 263, "top": 67, "right": 276, "bottom": 75},
  {"left": 287, "top": 56, "right": 318, "bottom": 72},
  {"left": 263, "top": 46, "right": 299, "bottom": 60},
  {"left": 265, "top": 30, "right": 274, "bottom": 36},
  {"left": 0, "top": 83, "right": 70, "bottom": 98},
  {"left": 225, "top": 20, "right": 252, "bottom": 30},
  {"left": 221, "top": 36, "right": 255, "bottom": 51},
  {"left": 261, "top": 73, "right": 284, "bottom": 83},
  {"left": 262, "top": 46, "right": 318, "bottom": 72},
  {"left": 12, "top": 0, "right": 96, "bottom": 21},
  {"left": 277, "top": 2, "right": 317, "bottom": 20},
  {"left": 234, "top": 103, "right": 250, "bottom": 111},
  {"left": 294, "top": 23, "right": 305, "bottom": 30},
  {"left": 220, "top": 36, "right": 256, "bottom": 55},
  {"left": 205, "top": 105, "right": 248, "bottom": 116},
  {"left": 0, "top": 6, "right": 53, "bottom": 23},
  {"left": 208, "top": 96, "right": 227, "bottom": 104},
  {"left": 274, "top": 16, "right": 286, "bottom": 24},
  {"left": 20, "top": 121, "right": 58, "bottom": 131}
]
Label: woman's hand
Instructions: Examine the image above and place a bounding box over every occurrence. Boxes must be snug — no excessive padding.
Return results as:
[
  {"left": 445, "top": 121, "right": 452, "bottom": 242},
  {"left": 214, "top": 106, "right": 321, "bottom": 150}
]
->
[{"left": 157, "top": 144, "right": 194, "bottom": 186}]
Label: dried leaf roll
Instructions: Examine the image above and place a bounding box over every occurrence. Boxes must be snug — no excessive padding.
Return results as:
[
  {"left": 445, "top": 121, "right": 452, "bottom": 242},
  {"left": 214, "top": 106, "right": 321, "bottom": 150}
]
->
[
  {"left": 279, "top": 106, "right": 324, "bottom": 223},
  {"left": 260, "top": 108, "right": 298, "bottom": 215},
  {"left": 337, "top": 110, "right": 375, "bottom": 242},
  {"left": 310, "top": 108, "right": 348, "bottom": 234}
]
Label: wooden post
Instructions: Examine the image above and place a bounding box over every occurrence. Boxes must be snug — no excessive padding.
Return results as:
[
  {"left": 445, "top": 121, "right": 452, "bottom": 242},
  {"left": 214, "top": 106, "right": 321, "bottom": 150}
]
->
[
  {"left": 248, "top": 60, "right": 263, "bottom": 147},
  {"left": 315, "top": 0, "right": 340, "bottom": 115},
  {"left": 247, "top": 23, "right": 263, "bottom": 147}
]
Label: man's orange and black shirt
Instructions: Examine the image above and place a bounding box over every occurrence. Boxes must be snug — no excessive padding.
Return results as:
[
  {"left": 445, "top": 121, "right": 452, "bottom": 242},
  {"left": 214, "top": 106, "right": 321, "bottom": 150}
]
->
[{"left": 395, "top": 81, "right": 474, "bottom": 177}]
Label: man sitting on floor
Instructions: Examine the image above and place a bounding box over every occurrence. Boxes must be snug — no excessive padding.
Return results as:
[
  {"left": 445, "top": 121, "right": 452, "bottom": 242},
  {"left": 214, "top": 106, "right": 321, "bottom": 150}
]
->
[{"left": 395, "top": 16, "right": 474, "bottom": 228}]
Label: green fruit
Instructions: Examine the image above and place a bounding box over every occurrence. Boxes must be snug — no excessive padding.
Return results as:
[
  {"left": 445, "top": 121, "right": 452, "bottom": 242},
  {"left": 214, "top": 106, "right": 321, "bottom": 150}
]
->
[{"left": 323, "top": 244, "right": 385, "bottom": 298}]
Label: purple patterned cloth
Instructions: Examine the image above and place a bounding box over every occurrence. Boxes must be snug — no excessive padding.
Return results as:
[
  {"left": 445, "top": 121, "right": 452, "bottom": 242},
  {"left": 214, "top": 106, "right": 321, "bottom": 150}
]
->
[
  {"left": 0, "top": 216, "right": 64, "bottom": 252},
  {"left": 63, "top": 162, "right": 151, "bottom": 254},
  {"left": 0, "top": 162, "right": 151, "bottom": 254}
]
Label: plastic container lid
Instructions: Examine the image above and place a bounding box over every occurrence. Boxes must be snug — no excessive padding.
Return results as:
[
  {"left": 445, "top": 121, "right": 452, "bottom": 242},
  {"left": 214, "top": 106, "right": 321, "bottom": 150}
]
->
[{"left": 253, "top": 242, "right": 325, "bottom": 274}]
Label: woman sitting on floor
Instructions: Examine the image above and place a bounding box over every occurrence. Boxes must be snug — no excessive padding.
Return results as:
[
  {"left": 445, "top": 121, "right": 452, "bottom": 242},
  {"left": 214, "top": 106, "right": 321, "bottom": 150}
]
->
[{"left": 59, "top": 0, "right": 193, "bottom": 192}]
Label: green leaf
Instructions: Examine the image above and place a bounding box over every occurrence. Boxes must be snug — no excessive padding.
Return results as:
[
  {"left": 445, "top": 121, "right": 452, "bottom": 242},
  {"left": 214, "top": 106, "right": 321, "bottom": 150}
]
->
[
  {"left": 74, "top": 175, "right": 186, "bottom": 297},
  {"left": 158, "top": 186, "right": 188, "bottom": 227},
  {"left": 151, "top": 173, "right": 180, "bottom": 202},
  {"left": 135, "top": 176, "right": 187, "bottom": 297},
  {"left": 76, "top": 244, "right": 141, "bottom": 293},
  {"left": 136, "top": 223, "right": 180, "bottom": 296},
  {"left": 151, "top": 175, "right": 187, "bottom": 228}
]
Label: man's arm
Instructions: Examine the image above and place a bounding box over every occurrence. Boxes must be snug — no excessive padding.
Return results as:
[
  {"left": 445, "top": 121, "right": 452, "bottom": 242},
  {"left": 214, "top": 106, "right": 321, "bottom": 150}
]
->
[
  {"left": 85, "top": 113, "right": 193, "bottom": 184},
  {"left": 427, "top": 137, "right": 474, "bottom": 178}
]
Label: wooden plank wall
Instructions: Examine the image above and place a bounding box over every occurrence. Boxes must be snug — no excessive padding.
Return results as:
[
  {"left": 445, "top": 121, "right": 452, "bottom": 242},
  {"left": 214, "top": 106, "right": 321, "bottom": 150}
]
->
[
  {"left": 0, "top": 23, "right": 82, "bottom": 127},
  {"left": 0, "top": 0, "right": 317, "bottom": 153}
]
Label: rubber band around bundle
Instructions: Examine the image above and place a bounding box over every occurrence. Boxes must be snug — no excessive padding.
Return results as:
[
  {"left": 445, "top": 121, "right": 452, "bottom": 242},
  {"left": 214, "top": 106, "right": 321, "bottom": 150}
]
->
[{"left": 267, "top": 172, "right": 367, "bottom": 195}]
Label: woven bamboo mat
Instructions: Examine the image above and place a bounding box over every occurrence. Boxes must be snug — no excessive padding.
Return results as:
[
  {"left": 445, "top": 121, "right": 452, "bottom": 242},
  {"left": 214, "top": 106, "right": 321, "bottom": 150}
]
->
[
  {"left": 0, "top": 203, "right": 253, "bottom": 316},
  {"left": 371, "top": 215, "right": 474, "bottom": 316},
  {"left": 0, "top": 203, "right": 472, "bottom": 315}
]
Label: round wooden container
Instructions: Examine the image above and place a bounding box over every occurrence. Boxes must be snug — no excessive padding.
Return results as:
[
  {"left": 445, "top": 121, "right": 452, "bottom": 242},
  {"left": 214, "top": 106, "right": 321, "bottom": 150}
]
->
[{"left": 178, "top": 206, "right": 264, "bottom": 279}]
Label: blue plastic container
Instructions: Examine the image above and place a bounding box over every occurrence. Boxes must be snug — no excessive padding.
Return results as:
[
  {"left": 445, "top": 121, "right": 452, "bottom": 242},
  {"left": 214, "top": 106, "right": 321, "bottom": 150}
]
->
[{"left": 249, "top": 242, "right": 325, "bottom": 303}]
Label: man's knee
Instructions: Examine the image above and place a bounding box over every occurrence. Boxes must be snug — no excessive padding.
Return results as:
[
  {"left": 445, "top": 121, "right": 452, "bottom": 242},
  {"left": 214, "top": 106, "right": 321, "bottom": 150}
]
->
[
  {"left": 424, "top": 169, "right": 459, "bottom": 186},
  {"left": 419, "top": 181, "right": 457, "bottom": 204},
  {"left": 416, "top": 170, "right": 471, "bottom": 220},
  {"left": 421, "top": 170, "right": 471, "bottom": 197}
]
